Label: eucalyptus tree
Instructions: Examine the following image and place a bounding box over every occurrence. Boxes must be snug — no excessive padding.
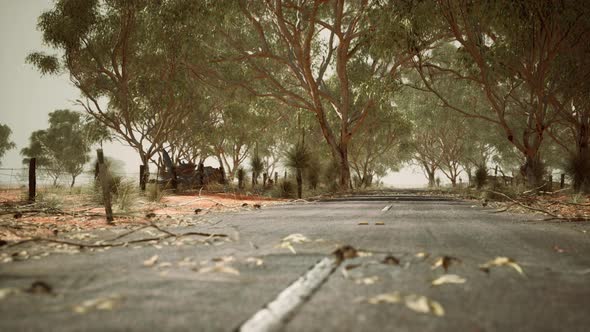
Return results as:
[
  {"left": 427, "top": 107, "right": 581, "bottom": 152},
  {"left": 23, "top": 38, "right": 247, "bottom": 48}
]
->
[
  {"left": 349, "top": 104, "right": 412, "bottom": 188},
  {"left": 27, "top": 0, "right": 200, "bottom": 189},
  {"left": 21, "top": 110, "right": 94, "bottom": 187},
  {"left": 0, "top": 123, "right": 16, "bottom": 166},
  {"left": 209, "top": 0, "right": 422, "bottom": 190},
  {"left": 403, "top": 1, "right": 589, "bottom": 187}
]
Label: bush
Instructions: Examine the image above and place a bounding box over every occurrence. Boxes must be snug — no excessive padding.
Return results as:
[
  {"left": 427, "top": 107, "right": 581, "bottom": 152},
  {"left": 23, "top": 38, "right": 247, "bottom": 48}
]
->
[
  {"left": 237, "top": 168, "right": 245, "bottom": 190},
  {"left": 146, "top": 183, "right": 164, "bottom": 202},
  {"left": 113, "top": 179, "right": 137, "bottom": 212},
  {"left": 474, "top": 164, "right": 487, "bottom": 189},
  {"left": 564, "top": 153, "right": 590, "bottom": 193},
  {"left": 278, "top": 180, "right": 295, "bottom": 198}
]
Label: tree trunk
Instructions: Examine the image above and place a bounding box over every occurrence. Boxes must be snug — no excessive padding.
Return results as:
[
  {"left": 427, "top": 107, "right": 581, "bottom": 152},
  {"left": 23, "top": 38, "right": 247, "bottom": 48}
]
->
[
  {"left": 296, "top": 168, "right": 303, "bottom": 199},
  {"left": 337, "top": 146, "right": 351, "bottom": 191},
  {"left": 70, "top": 175, "right": 77, "bottom": 188},
  {"left": 427, "top": 171, "right": 436, "bottom": 187},
  {"left": 522, "top": 154, "right": 542, "bottom": 188}
]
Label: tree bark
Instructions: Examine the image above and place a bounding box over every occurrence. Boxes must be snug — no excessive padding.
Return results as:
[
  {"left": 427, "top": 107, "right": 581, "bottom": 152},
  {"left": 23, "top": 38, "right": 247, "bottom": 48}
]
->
[{"left": 296, "top": 168, "right": 303, "bottom": 199}]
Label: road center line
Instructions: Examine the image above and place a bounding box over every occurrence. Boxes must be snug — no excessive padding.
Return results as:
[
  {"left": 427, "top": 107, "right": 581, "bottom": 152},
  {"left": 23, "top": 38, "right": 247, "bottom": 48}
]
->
[{"left": 238, "top": 256, "right": 339, "bottom": 332}]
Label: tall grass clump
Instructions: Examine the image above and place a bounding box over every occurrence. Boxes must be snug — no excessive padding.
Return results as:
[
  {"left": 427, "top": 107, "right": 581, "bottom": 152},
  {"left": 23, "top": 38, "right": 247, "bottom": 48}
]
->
[{"left": 285, "top": 143, "right": 311, "bottom": 199}]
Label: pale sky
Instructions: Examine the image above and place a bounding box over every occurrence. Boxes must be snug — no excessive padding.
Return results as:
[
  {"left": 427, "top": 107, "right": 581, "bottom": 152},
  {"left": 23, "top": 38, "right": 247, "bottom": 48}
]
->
[{"left": 0, "top": 0, "right": 434, "bottom": 187}]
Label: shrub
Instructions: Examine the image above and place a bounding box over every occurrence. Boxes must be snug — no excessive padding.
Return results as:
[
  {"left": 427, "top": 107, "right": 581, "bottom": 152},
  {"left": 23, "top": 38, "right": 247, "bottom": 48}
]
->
[
  {"left": 278, "top": 180, "right": 295, "bottom": 198},
  {"left": 146, "top": 183, "right": 164, "bottom": 202},
  {"left": 474, "top": 164, "right": 487, "bottom": 189},
  {"left": 564, "top": 153, "right": 590, "bottom": 193}
]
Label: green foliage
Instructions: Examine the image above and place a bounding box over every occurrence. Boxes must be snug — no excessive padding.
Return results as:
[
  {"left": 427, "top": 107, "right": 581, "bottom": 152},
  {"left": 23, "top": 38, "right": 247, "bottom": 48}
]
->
[
  {"left": 0, "top": 123, "right": 16, "bottom": 166},
  {"left": 284, "top": 143, "right": 311, "bottom": 171},
  {"left": 21, "top": 110, "right": 95, "bottom": 187}
]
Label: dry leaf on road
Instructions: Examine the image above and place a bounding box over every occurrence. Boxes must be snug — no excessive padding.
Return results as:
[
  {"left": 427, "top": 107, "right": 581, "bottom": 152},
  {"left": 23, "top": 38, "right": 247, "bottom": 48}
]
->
[
  {"left": 143, "top": 255, "right": 159, "bottom": 267},
  {"left": 405, "top": 294, "right": 445, "bottom": 317},
  {"left": 355, "top": 276, "right": 379, "bottom": 285},
  {"left": 480, "top": 257, "right": 525, "bottom": 276},
  {"left": 246, "top": 257, "right": 264, "bottom": 266},
  {"left": 196, "top": 264, "right": 240, "bottom": 276},
  {"left": 432, "top": 256, "right": 461, "bottom": 272},
  {"left": 73, "top": 294, "right": 123, "bottom": 314},
  {"left": 367, "top": 292, "right": 401, "bottom": 304},
  {"left": 432, "top": 274, "right": 466, "bottom": 286}
]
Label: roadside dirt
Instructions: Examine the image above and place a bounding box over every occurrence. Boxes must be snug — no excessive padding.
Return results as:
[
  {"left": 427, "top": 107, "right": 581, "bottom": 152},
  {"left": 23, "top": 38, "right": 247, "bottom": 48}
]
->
[{"left": 0, "top": 188, "right": 284, "bottom": 241}]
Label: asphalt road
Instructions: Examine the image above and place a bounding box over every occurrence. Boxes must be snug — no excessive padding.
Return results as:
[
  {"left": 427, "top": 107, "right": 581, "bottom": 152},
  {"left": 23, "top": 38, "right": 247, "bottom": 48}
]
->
[{"left": 1, "top": 193, "right": 589, "bottom": 331}]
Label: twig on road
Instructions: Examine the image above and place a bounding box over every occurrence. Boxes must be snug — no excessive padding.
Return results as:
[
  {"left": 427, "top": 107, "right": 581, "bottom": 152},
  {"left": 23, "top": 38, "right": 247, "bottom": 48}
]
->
[{"left": 3, "top": 223, "right": 228, "bottom": 250}]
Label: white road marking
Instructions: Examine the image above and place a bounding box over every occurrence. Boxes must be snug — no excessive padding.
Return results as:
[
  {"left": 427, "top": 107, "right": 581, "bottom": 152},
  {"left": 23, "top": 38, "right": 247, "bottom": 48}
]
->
[{"left": 239, "top": 256, "right": 339, "bottom": 332}]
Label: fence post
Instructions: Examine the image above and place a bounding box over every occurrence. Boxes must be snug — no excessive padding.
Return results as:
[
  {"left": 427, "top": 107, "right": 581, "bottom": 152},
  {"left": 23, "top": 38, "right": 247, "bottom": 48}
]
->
[
  {"left": 560, "top": 174, "right": 565, "bottom": 189},
  {"left": 97, "top": 149, "right": 114, "bottom": 223},
  {"left": 139, "top": 165, "right": 146, "bottom": 192},
  {"left": 274, "top": 172, "right": 278, "bottom": 185},
  {"left": 548, "top": 175, "right": 553, "bottom": 191},
  {"left": 263, "top": 173, "right": 268, "bottom": 187},
  {"left": 28, "top": 158, "right": 36, "bottom": 203}
]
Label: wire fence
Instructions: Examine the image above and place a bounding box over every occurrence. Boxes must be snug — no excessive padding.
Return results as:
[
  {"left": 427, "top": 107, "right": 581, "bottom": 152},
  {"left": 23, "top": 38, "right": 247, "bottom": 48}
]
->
[{"left": 0, "top": 167, "right": 142, "bottom": 191}]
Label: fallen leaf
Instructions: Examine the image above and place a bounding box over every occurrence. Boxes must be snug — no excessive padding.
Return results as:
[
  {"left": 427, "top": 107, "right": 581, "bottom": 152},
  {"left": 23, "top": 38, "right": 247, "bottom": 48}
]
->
[
  {"left": 404, "top": 295, "right": 445, "bottom": 317},
  {"left": 197, "top": 264, "right": 240, "bottom": 276},
  {"left": 73, "top": 294, "right": 122, "bottom": 314},
  {"left": 333, "top": 245, "right": 358, "bottom": 262},
  {"left": 381, "top": 205, "right": 392, "bottom": 212},
  {"left": 432, "top": 256, "right": 461, "bottom": 272},
  {"left": 0, "top": 288, "right": 19, "bottom": 300},
  {"left": 415, "top": 252, "right": 429, "bottom": 259},
  {"left": 158, "top": 262, "right": 173, "bottom": 268},
  {"left": 382, "top": 255, "right": 400, "bottom": 265},
  {"left": 25, "top": 281, "right": 53, "bottom": 294},
  {"left": 432, "top": 274, "right": 466, "bottom": 286},
  {"left": 355, "top": 276, "right": 379, "bottom": 285},
  {"left": 246, "top": 257, "right": 264, "bottom": 266},
  {"left": 278, "top": 241, "right": 297, "bottom": 254},
  {"left": 212, "top": 256, "right": 235, "bottom": 263},
  {"left": 143, "top": 255, "right": 159, "bottom": 267},
  {"left": 282, "top": 233, "right": 310, "bottom": 243},
  {"left": 357, "top": 251, "right": 373, "bottom": 257},
  {"left": 479, "top": 257, "right": 525, "bottom": 276},
  {"left": 367, "top": 292, "right": 401, "bottom": 304},
  {"left": 345, "top": 263, "right": 362, "bottom": 270}
]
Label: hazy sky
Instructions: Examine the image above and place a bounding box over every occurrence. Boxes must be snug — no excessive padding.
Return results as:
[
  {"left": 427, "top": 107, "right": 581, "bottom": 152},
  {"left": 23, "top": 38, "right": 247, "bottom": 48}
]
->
[
  {"left": 0, "top": 1, "right": 433, "bottom": 187},
  {"left": 0, "top": 0, "right": 139, "bottom": 175}
]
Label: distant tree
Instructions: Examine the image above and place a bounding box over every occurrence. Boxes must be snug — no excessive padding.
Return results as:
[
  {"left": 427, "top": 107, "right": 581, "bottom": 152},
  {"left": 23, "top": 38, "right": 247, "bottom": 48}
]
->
[
  {"left": 0, "top": 123, "right": 16, "bottom": 166},
  {"left": 21, "top": 110, "right": 95, "bottom": 187}
]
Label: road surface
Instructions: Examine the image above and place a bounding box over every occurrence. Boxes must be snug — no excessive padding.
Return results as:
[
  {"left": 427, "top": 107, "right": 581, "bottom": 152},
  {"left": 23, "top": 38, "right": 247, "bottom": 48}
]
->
[{"left": 1, "top": 193, "right": 589, "bottom": 331}]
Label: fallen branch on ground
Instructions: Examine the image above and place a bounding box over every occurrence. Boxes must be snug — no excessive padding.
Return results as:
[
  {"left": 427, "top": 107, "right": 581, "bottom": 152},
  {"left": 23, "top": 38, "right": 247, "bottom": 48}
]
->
[
  {"left": 485, "top": 190, "right": 590, "bottom": 221},
  {"left": 3, "top": 223, "right": 228, "bottom": 249}
]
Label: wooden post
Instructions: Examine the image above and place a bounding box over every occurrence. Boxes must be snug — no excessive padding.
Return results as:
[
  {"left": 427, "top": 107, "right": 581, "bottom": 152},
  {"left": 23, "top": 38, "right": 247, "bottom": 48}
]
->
[
  {"left": 263, "top": 173, "right": 268, "bottom": 187},
  {"left": 219, "top": 164, "right": 226, "bottom": 184},
  {"left": 548, "top": 175, "right": 553, "bottom": 191},
  {"left": 28, "top": 158, "right": 36, "bottom": 203},
  {"left": 139, "top": 165, "right": 146, "bottom": 192},
  {"left": 97, "top": 150, "right": 114, "bottom": 223},
  {"left": 198, "top": 163, "right": 204, "bottom": 186},
  {"left": 274, "top": 172, "right": 278, "bottom": 185},
  {"left": 252, "top": 171, "right": 256, "bottom": 188},
  {"left": 284, "top": 171, "right": 287, "bottom": 180},
  {"left": 560, "top": 174, "right": 565, "bottom": 189}
]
